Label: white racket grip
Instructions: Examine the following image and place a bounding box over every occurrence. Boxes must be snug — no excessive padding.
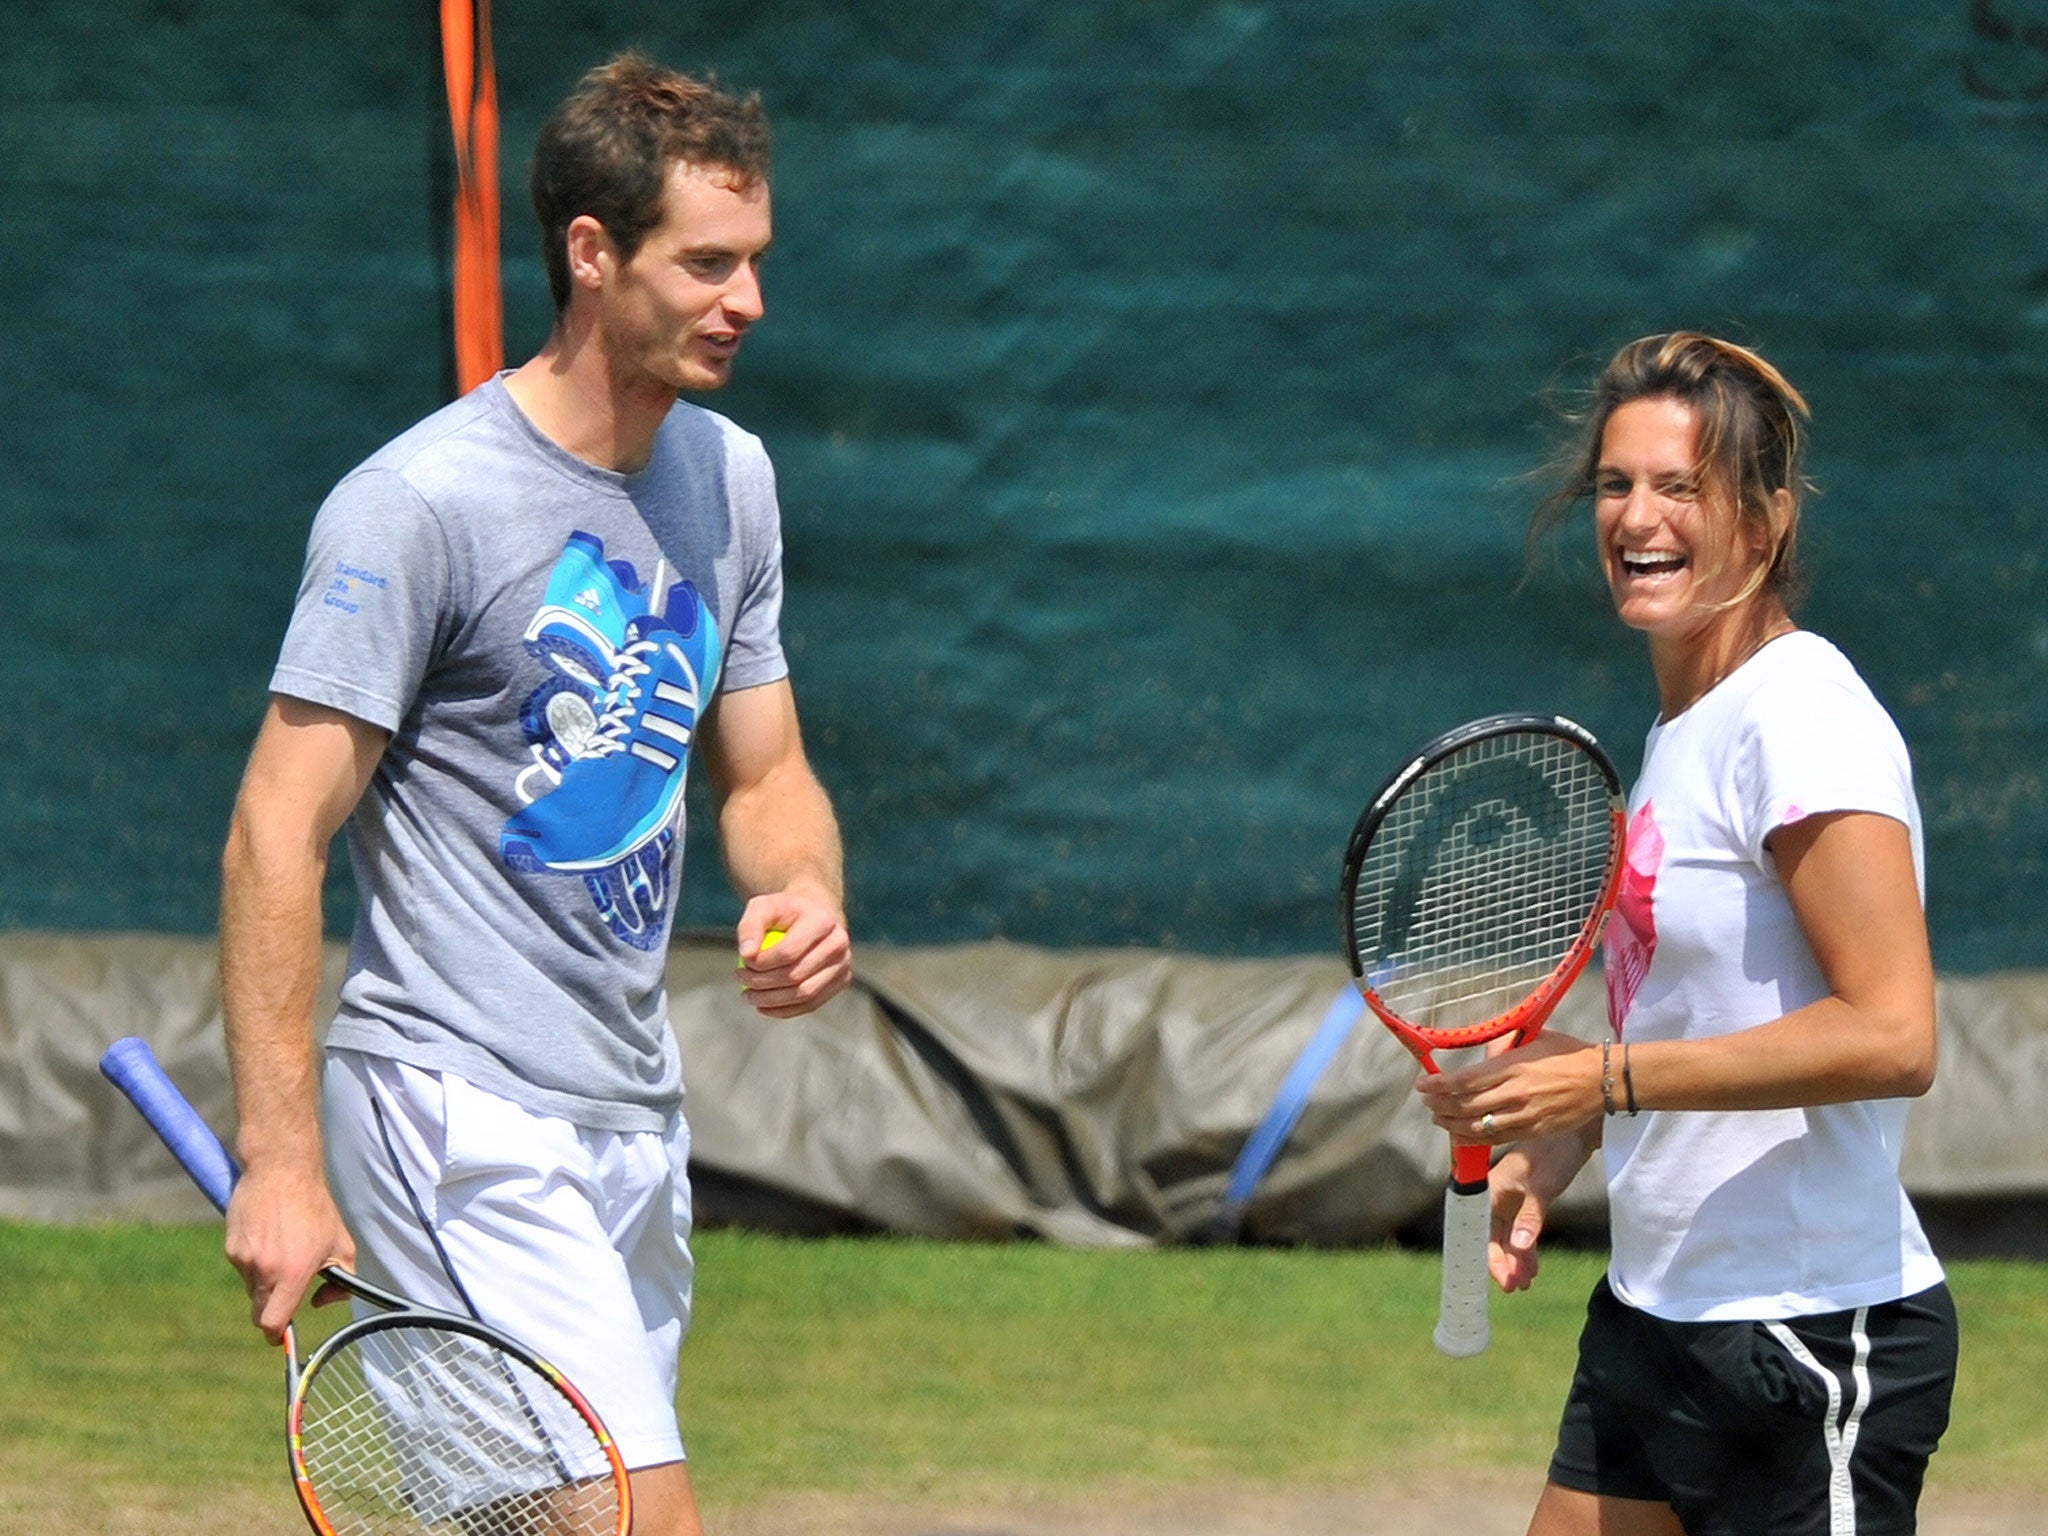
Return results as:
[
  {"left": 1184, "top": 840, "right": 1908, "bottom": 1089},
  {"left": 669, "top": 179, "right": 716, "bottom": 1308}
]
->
[{"left": 1433, "top": 1180, "right": 1492, "bottom": 1357}]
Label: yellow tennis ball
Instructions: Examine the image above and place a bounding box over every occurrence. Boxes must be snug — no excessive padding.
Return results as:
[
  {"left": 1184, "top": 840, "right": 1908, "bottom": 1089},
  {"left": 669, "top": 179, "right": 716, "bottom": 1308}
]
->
[{"left": 737, "top": 928, "right": 788, "bottom": 971}]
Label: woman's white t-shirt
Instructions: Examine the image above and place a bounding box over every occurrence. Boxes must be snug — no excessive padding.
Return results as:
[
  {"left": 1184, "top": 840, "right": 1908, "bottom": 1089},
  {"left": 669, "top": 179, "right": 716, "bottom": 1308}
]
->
[{"left": 1599, "top": 630, "right": 1945, "bottom": 1322}]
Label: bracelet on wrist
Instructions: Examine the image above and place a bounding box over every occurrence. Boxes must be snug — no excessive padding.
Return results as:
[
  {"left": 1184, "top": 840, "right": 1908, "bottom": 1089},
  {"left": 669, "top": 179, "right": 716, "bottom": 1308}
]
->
[
  {"left": 1600, "top": 1037, "right": 1618, "bottom": 1116},
  {"left": 1622, "top": 1041, "right": 1640, "bottom": 1117}
]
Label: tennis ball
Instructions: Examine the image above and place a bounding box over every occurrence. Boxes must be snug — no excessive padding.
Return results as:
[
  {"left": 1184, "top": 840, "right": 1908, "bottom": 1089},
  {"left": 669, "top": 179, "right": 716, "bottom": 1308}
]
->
[{"left": 737, "top": 928, "right": 788, "bottom": 971}]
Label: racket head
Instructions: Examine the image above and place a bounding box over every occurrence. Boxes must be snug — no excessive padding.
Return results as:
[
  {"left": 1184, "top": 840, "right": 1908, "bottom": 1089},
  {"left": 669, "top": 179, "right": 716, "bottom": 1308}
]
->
[
  {"left": 1340, "top": 712, "right": 1625, "bottom": 1058},
  {"left": 290, "top": 1309, "right": 631, "bottom": 1536}
]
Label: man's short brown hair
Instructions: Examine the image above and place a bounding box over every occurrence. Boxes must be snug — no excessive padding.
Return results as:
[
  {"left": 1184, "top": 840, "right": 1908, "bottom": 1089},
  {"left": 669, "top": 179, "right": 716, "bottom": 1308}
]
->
[{"left": 530, "top": 51, "right": 771, "bottom": 313}]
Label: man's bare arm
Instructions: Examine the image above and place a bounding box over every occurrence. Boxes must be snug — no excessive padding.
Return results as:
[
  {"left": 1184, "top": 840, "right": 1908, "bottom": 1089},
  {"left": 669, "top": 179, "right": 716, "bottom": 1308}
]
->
[
  {"left": 219, "top": 695, "right": 388, "bottom": 1340},
  {"left": 701, "top": 679, "right": 851, "bottom": 1016}
]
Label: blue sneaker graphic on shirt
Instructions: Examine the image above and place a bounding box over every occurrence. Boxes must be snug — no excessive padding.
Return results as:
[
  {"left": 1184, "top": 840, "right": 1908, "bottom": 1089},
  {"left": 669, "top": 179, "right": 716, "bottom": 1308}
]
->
[
  {"left": 503, "top": 532, "right": 722, "bottom": 948},
  {"left": 518, "top": 533, "right": 647, "bottom": 798},
  {"left": 504, "top": 612, "right": 711, "bottom": 872}
]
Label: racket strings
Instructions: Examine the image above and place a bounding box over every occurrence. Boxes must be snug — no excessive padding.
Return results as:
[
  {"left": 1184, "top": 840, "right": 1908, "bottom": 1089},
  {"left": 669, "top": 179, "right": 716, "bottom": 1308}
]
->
[
  {"left": 1352, "top": 732, "right": 1617, "bottom": 1030},
  {"left": 297, "top": 1322, "right": 621, "bottom": 1536}
]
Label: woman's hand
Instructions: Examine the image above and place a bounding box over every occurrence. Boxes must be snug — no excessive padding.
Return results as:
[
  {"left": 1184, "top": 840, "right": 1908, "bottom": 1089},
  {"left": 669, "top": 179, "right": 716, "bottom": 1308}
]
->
[
  {"left": 1483, "top": 1129, "right": 1596, "bottom": 1292},
  {"left": 1415, "top": 1031, "right": 1607, "bottom": 1146}
]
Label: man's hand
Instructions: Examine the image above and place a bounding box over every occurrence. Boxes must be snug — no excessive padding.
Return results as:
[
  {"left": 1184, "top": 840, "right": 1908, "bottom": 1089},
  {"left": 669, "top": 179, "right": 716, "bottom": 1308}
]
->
[
  {"left": 223, "top": 1159, "right": 357, "bottom": 1343},
  {"left": 735, "top": 882, "right": 852, "bottom": 1018}
]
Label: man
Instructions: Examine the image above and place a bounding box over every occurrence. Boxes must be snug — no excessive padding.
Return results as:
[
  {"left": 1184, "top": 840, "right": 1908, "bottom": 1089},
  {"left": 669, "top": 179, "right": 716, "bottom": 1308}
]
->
[{"left": 218, "top": 53, "right": 849, "bottom": 1536}]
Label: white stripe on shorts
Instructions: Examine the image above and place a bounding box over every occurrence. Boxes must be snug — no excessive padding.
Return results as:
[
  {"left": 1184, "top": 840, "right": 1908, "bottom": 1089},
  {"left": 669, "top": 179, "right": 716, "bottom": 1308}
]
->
[{"left": 1766, "top": 1307, "right": 1873, "bottom": 1536}]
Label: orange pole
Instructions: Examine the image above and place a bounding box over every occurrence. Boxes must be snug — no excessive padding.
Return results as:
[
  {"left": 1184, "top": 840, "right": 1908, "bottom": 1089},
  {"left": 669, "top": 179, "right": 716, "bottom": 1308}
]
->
[{"left": 441, "top": 0, "right": 503, "bottom": 393}]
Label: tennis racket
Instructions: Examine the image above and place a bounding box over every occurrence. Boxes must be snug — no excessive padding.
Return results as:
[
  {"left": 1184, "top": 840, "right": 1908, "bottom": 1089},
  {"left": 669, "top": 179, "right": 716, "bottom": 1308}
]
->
[
  {"left": 1339, "top": 713, "right": 1624, "bottom": 1357},
  {"left": 100, "top": 1036, "right": 632, "bottom": 1536}
]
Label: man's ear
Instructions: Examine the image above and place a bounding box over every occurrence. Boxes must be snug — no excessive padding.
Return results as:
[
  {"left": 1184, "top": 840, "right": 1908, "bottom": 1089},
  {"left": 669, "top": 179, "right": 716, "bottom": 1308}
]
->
[{"left": 564, "top": 214, "right": 614, "bottom": 295}]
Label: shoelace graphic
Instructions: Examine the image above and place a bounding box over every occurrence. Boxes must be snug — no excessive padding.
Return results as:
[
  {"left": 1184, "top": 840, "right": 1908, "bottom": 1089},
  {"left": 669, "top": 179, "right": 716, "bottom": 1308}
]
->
[{"left": 584, "top": 639, "right": 659, "bottom": 759}]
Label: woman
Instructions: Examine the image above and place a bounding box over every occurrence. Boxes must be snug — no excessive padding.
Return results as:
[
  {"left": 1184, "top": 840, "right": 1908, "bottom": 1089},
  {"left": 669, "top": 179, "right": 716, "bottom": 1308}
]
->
[{"left": 1419, "top": 332, "right": 1956, "bottom": 1536}]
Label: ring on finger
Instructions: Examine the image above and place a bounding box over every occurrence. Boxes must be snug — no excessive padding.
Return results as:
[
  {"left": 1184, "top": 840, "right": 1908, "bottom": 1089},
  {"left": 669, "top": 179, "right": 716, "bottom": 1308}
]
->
[{"left": 1479, "top": 1111, "right": 1497, "bottom": 1136}]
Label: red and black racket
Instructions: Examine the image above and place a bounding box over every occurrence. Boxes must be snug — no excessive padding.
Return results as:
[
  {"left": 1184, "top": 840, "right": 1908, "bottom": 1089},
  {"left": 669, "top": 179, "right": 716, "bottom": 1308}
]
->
[
  {"left": 1339, "top": 713, "right": 1624, "bottom": 1357},
  {"left": 101, "top": 1037, "right": 631, "bottom": 1536}
]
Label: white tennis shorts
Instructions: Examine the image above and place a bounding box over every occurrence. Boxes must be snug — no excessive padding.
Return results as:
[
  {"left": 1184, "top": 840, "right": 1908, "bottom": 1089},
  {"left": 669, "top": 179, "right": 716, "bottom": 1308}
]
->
[{"left": 322, "top": 1048, "right": 694, "bottom": 1469}]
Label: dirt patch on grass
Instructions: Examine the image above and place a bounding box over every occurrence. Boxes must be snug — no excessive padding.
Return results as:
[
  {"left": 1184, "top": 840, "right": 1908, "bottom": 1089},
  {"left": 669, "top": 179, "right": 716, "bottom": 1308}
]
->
[
  {"left": 716, "top": 1480, "right": 1536, "bottom": 1536},
  {"left": 718, "top": 1478, "right": 2035, "bottom": 1536},
  {"left": 0, "top": 1483, "right": 294, "bottom": 1536},
  {"left": 13, "top": 1476, "right": 2033, "bottom": 1535}
]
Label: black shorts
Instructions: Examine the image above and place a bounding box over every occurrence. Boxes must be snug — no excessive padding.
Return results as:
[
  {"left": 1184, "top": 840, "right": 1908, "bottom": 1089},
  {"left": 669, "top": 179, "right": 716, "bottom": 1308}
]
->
[{"left": 1549, "top": 1276, "right": 1957, "bottom": 1536}]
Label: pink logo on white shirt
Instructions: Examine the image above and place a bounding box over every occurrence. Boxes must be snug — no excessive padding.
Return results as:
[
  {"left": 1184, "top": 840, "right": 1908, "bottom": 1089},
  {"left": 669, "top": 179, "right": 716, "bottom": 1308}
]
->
[{"left": 1603, "top": 802, "right": 1663, "bottom": 1033}]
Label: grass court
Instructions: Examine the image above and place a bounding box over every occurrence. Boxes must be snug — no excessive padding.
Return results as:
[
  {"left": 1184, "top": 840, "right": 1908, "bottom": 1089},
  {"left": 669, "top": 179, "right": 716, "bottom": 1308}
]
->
[{"left": 3, "top": 1222, "right": 2042, "bottom": 1531}]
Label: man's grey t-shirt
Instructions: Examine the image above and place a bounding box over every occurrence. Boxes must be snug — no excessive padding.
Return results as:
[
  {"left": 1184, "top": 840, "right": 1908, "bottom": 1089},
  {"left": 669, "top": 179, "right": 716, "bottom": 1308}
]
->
[{"left": 272, "top": 376, "right": 788, "bottom": 1131}]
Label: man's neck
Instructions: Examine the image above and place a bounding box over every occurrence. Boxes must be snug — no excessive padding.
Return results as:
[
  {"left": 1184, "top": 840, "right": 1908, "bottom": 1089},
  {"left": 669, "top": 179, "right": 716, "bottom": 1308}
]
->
[{"left": 502, "top": 322, "right": 677, "bottom": 474}]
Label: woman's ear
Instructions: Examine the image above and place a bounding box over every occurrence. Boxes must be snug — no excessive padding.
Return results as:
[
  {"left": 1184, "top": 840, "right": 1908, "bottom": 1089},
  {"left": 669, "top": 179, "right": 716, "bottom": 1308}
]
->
[
  {"left": 1767, "top": 486, "right": 1794, "bottom": 538},
  {"left": 1762, "top": 485, "right": 1795, "bottom": 566}
]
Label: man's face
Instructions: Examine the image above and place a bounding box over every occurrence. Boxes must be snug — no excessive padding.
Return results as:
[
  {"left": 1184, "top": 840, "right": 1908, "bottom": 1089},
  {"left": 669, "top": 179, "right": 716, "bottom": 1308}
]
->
[{"left": 600, "top": 160, "right": 771, "bottom": 395}]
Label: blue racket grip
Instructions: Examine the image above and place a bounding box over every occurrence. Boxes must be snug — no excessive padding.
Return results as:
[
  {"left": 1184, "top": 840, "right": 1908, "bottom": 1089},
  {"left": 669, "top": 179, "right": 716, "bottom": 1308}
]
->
[{"left": 100, "top": 1037, "right": 240, "bottom": 1213}]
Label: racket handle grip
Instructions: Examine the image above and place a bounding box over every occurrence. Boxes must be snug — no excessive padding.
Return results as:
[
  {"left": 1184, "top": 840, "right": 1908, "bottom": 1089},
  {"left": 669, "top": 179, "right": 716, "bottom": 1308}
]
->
[
  {"left": 1434, "top": 1178, "right": 1492, "bottom": 1358},
  {"left": 100, "top": 1037, "right": 240, "bottom": 1213}
]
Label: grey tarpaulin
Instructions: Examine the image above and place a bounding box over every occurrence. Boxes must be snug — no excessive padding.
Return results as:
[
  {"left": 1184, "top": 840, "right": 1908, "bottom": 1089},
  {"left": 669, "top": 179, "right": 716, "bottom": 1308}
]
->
[
  {"left": 670, "top": 938, "right": 1482, "bottom": 1246},
  {"left": 4, "top": 932, "right": 2043, "bottom": 1254}
]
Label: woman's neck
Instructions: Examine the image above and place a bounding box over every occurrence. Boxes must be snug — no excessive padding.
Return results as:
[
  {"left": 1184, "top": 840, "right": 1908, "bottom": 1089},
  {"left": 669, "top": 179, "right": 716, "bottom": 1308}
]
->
[{"left": 1648, "top": 600, "right": 1796, "bottom": 720}]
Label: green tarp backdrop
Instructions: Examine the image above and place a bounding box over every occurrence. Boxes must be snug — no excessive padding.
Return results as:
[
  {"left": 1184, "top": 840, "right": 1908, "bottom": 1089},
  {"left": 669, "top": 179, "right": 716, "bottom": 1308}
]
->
[{"left": 6, "top": 2, "right": 2046, "bottom": 968}]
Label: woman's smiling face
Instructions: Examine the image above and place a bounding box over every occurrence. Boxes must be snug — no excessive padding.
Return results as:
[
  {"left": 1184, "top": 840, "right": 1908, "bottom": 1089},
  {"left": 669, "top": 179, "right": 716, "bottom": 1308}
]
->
[{"left": 1593, "top": 394, "right": 1768, "bottom": 643}]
